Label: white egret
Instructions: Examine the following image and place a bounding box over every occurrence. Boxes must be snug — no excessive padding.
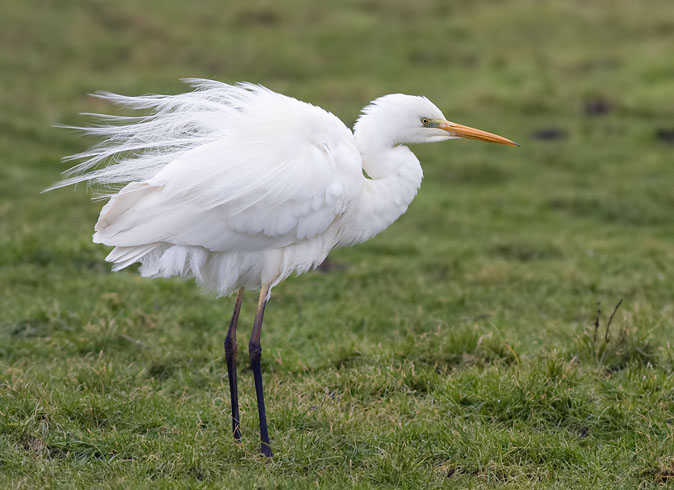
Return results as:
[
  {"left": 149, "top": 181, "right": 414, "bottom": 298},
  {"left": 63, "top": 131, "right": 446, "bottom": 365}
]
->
[{"left": 51, "top": 79, "right": 517, "bottom": 456}]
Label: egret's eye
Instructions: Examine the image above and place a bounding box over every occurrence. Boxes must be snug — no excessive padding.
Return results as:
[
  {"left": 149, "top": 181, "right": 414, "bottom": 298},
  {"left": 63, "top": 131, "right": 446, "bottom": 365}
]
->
[{"left": 421, "top": 118, "right": 430, "bottom": 126}]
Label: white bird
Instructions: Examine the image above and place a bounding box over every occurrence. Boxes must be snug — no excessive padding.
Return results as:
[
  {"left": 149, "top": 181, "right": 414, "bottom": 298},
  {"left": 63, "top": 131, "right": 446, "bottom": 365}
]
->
[{"left": 51, "top": 79, "right": 517, "bottom": 456}]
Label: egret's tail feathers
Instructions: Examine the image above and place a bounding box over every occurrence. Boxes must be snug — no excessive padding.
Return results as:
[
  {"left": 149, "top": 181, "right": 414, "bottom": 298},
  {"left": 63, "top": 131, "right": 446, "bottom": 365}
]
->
[
  {"left": 105, "top": 244, "right": 160, "bottom": 271},
  {"left": 91, "top": 181, "right": 170, "bottom": 250}
]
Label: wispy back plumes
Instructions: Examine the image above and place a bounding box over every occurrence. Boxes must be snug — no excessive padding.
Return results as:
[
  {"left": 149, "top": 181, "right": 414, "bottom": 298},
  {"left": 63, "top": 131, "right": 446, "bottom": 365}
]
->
[{"left": 47, "top": 79, "right": 271, "bottom": 194}]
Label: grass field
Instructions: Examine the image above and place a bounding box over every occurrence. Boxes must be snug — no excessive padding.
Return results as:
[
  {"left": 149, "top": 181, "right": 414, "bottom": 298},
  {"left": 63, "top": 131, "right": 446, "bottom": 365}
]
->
[{"left": 2, "top": 0, "right": 674, "bottom": 487}]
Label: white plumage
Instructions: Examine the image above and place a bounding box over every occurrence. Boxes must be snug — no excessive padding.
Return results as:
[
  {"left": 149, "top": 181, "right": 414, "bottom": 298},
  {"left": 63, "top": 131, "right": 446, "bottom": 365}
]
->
[
  {"left": 51, "top": 79, "right": 517, "bottom": 456},
  {"left": 52, "top": 79, "right": 516, "bottom": 297}
]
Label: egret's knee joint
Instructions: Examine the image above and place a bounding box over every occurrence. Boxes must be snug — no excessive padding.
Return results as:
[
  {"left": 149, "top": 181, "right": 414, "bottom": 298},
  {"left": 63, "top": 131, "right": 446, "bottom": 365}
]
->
[
  {"left": 224, "top": 336, "right": 237, "bottom": 356},
  {"left": 249, "top": 342, "right": 262, "bottom": 363}
]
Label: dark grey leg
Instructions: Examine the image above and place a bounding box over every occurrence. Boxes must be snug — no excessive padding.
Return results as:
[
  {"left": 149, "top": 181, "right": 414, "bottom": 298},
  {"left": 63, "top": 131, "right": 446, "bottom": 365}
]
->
[
  {"left": 249, "top": 284, "right": 272, "bottom": 457},
  {"left": 224, "top": 288, "right": 244, "bottom": 440}
]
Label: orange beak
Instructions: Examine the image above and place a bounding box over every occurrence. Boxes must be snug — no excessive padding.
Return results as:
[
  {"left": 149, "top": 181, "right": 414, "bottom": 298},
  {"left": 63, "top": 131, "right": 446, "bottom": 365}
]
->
[{"left": 438, "top": 120, "right": 519, "bottom": 147}]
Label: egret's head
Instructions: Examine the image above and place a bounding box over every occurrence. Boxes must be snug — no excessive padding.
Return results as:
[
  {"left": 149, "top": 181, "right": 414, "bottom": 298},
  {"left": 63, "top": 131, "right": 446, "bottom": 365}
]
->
[{"left": 355, "top": 94, "right": 518, "bottom": 147}]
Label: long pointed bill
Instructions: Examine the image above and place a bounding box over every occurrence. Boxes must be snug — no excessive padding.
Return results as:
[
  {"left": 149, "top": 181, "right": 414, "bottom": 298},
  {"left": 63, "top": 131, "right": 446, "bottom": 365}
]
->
[{"left": 439, "top": 120, "right": 519, "bottom": 147}]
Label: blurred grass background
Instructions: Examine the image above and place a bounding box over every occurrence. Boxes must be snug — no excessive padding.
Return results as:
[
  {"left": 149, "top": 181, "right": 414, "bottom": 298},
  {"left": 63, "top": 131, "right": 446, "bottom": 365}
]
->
[{"left": 2, "top": 0, "right": 674, "bottom": 488}]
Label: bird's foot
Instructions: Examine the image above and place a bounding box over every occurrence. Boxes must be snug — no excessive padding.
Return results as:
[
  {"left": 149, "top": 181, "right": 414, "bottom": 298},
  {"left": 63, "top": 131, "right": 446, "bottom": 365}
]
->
[{"left": 260, "top": 444, "right": 273, "bottom": 457}]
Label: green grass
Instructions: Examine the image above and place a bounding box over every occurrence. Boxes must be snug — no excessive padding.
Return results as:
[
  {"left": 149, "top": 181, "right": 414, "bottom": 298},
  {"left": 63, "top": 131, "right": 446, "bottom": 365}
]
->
[{"left": 2, "top": 0, "right": 674, "bottom": 487}]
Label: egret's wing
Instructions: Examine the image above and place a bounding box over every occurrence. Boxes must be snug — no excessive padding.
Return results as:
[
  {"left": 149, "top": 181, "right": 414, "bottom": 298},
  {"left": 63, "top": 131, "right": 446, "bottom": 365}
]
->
[
  {"left": 94, "top": 135, "right": 361, "bottom": 252},
  {"left": 81, "top": 82, "right": 363, "bottom": 252}
]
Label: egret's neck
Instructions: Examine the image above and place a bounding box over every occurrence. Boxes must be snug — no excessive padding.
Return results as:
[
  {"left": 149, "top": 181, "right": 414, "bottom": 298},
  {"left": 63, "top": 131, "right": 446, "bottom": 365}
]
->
[{"left": 340, "top": 142, "right": 423, "bottom": 246}]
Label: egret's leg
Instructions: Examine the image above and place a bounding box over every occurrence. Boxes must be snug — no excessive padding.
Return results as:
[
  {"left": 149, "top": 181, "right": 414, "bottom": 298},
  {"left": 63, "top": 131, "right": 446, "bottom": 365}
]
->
[
  {"left": 249, "top": 284, "right": 272, "bottom": 457},
  {"left": 224, "top": 287, "right": 244, "bottom": 440}
]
